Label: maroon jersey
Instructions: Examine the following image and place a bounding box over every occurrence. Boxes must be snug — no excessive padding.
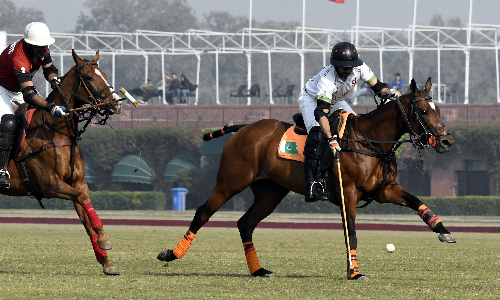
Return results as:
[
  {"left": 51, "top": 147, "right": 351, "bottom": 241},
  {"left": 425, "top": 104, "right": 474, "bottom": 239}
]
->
[{"left": 0, "top": 38, "right": 51, "bottom": 92}]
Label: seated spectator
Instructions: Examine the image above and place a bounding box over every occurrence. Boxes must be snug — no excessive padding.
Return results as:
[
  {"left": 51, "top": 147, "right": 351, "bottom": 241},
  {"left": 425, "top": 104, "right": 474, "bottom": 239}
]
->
[
  {"left": 177, "top": 74, "right": 194, "bottom": 104},
  {"left": 389, "top": 72, "right": 405, "bottom": 96},
  {"left": 129, "top": 78, "right": 153, "bottom": 97},
  {"left": 165, "top": 73, "right": 181, "bottom": 105}
]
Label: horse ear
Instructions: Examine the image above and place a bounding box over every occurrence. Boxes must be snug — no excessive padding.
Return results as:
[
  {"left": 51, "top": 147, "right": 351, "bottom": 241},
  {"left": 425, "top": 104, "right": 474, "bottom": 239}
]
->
[
  {"left": 410, "top": 78, "right": 418, "bottom": 94},
  {"left": 72, "top": 49, "right": 83, "bottom": 65},
  {"left": 92, "top": 50, "right": 100, "bottom": 63},
  {"left": 424, "top": 77, "right": 432, "bottom": 93}
]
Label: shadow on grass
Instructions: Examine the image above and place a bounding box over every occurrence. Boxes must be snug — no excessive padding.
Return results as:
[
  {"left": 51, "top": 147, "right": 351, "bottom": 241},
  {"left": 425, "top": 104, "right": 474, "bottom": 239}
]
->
[{"left": 144, "top": 272, "right": 337, "bottom": 279}]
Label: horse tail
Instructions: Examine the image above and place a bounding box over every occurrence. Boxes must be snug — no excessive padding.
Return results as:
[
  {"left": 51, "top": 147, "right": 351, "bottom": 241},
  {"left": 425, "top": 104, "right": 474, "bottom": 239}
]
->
[{"left": 203, "top": 124, "right": 247, "bottom": 141}]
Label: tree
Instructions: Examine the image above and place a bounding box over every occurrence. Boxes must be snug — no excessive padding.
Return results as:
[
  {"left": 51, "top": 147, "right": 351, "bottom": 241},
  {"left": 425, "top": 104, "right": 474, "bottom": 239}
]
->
[
  {"left": 0, "top": 0, "right": 45, "bottom": 34},
  {"left": 202, "top": 11, "right": 249, "bottom": 33},
  {"left": 75, "top": 0, "right": 198, "bottom": 33}
]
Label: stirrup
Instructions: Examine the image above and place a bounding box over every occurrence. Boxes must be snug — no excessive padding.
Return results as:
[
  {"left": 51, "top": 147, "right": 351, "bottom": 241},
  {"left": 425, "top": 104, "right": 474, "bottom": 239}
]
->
[
  {"left": 0, "top": 169, "right": 11, "bottom": 189},
  {"left": 307, "top": 181, "right": 328, "bottom": 201}
]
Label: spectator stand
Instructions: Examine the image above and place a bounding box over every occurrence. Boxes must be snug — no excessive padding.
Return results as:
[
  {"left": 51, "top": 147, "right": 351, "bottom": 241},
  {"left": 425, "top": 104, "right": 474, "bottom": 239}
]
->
[
  {"left": 230, "top": 83, "right": 261, "bottom": 104},
  {"left": 265, "top": 84, "right": 295, "bottom": 104}
]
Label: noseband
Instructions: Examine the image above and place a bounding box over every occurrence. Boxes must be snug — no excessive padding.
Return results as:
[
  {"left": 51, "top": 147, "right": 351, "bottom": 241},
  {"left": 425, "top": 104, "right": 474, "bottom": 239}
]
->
[{"left": 395, "top": 93, "right": 449, "bottom": 149}]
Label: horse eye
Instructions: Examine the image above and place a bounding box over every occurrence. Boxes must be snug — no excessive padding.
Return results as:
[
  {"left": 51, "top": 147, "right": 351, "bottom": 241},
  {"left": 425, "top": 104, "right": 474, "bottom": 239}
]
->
[
  {"left": 420, "top": 110, "right": 428, "bottom": 116},
  {"left": 85, "top": 76, "right": 93, "bottom": 81}
]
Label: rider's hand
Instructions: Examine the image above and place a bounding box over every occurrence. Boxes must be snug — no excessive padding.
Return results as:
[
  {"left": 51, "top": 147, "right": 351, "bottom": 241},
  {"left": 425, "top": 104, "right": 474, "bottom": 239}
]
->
[
  {"left": 378, "top": 91, "right": 391, "bottom": 99},
  {"left": 50, "top": 105, "right": 68, "bottom": 118},
  {"left": 50, "top": 77, "right": 61, "bottom": 89},
  {"left": 328, "top": 135, "right": 341, "bottom": 157},
  {"left": 392, "top": 91, "right": 402, "bottom": 97}
]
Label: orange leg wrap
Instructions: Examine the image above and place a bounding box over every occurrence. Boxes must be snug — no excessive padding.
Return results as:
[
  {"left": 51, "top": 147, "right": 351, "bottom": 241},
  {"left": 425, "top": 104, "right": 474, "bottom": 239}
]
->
[
  {"left": 347, "top": 249, "right": 360, "bottom": 280},
  {"left": 172, "top": 230, "right": 196, "bottom": 259},
  {"left": 243, "top": 242, "right": 262, "bottom": 274}
]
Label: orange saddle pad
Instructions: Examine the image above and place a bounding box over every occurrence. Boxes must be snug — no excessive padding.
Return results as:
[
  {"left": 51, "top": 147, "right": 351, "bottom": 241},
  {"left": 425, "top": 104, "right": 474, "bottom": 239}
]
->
[{"left": 277, "top": 111, "right": 356, "bottom": 162}]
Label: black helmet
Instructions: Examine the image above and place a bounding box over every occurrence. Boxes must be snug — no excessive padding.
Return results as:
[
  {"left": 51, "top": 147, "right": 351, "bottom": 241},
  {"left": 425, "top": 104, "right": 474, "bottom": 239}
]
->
[{"left": 330, "top": 42, "right": 363, "bottom": 67}]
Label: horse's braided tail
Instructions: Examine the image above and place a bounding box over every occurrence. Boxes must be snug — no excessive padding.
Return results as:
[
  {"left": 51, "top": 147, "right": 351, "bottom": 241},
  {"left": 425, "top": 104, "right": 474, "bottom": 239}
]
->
[{"left": 203, "top": 124, "right": 247, "bottom": 141}]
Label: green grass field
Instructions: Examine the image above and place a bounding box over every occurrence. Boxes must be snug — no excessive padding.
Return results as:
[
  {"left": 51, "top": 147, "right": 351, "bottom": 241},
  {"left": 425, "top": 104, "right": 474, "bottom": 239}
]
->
[{"left": 0, "top": 223, "right": 499, "bottom": 299}]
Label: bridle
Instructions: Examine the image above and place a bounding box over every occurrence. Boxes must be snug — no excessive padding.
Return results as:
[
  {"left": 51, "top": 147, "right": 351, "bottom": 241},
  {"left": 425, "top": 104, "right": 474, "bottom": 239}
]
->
[
  {"left": 48, "top": 60, "right": 118, "bottom": 139},
  {"left": 394, "top": 92, "right": 450, "bottom": 149}
]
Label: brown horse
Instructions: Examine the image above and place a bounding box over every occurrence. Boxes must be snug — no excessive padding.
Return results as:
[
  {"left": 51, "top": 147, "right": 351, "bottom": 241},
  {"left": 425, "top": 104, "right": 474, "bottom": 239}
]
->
[
  {"left": 2, "top": 50, "right": 121, "bottom": 275},
  {"left": 158, "top": 78, "right": 455, "bottom": 280}
]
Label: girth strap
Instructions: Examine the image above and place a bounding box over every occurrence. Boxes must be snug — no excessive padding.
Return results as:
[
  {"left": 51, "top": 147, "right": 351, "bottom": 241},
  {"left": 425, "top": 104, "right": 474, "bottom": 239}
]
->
[{"left": 15, "top": 139, "right": 72, "bottom": 163}]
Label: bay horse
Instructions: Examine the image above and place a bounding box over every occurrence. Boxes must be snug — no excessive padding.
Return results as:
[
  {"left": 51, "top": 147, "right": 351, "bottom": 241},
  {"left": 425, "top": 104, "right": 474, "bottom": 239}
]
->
[
  {"left": 158, "top": 78, "right": 455, "bottom": 280},
  {"left": 2, "top": 50, "right": 122, "bottom": 275}
]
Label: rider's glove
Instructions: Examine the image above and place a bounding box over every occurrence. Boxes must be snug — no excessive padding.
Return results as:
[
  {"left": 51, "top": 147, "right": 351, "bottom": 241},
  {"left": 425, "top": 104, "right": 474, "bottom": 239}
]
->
[
  {"left": 328, "top": 135, "right": 341, "bottom": 157},
  {"left": 48, "top": 103, "right": 68, "bottom": 118},
  {"left": 392, "top": 91, "right": 402, "bottom": 97},
  {"left": 50, "top": 77, "right": 61, "bottom": 89}
]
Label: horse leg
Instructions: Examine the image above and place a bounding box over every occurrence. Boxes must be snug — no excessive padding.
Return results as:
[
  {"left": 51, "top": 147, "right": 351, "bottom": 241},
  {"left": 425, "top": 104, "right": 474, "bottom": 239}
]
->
[
  {"left": 73, "top": 202, "right": 120, "bottom": 275},
  {"left": 157, "top": 176, "right": 248, "bottom": 262},
  {"left": 379, "top": 183, "right": 456, "bottom": 243},
  {"left": 41, "top": 175, "right": 113, "bottom": 250},
  {"left": 237, "top": 180, "right": 289, "bottom": 277},
  {"left": 342, "top": 199, "right": 368, "bottom": 280}
]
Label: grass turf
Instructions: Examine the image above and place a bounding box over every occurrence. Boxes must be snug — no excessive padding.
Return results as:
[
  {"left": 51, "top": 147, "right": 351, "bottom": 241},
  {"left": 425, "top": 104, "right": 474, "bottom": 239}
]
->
[{"left": 0, "top": 223, "right": 499, "bottom": 299}]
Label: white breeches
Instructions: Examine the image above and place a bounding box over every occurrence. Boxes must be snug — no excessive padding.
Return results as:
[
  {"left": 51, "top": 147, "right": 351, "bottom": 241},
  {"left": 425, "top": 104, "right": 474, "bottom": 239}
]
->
[
  {"left": 0, "top": 85, "right": 21, "bottom": 119},
  {"left": 297, "top": 88, "right": 355, "bottom": 133}
]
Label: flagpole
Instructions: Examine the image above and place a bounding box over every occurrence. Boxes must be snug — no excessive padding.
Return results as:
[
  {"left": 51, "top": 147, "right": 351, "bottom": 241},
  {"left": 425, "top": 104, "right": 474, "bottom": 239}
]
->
[
  {"left": 355, "top": 0, "right": 359, "bottom": 46},
  {"left": 247, "top": 0, "right": 253, "bottom": 105},
  {"left": 409, "top": 0, "right": 417, "bottom": 86},
  {"left": 301, "top": 0, "right": 306, "bottom": 89}
]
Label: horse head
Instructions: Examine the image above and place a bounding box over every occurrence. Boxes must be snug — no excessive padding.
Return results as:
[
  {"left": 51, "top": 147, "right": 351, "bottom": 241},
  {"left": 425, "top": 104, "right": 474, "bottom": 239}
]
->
[
  {"left": 48, "top": 50, "right": 122, "bottom": 117},
  {"left": 403, "top": 77, "right": 454, "bottom": 154}
]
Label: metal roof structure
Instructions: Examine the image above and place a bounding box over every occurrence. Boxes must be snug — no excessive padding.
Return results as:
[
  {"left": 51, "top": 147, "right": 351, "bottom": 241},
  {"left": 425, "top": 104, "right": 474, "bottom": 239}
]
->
[{"left": 4, "top": 23, "right": 500, "bottom": 104}]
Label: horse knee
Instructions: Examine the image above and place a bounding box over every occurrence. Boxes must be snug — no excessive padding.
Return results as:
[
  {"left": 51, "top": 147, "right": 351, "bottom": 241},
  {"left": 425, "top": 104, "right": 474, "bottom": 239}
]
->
[
  {"left": 189, "top": 204, "right": 209, "bottom": 233},
  {"left": 237, "top": 219, "right": 254, "bottom": 242}
]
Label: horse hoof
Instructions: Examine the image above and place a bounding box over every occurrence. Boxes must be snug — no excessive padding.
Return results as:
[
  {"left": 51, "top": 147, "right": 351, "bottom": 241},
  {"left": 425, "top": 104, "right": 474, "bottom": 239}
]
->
[
  {"left": 438, "top": 233, "right": 456, "bottom": 243},
  {"left": 98, "top": 240, "right": 113, "bottom": 250},
  {"left": 103, "top": 266, "right": 120, "bottom": 275},
  {"left": 349, "top": 274, "right": 369, "bottom": 281},
  {"left": 252, "top": 268, "right": 274, "bottom": 277},
  {"left": 157, "top": 249, "right": 178, "bottom": 262}
]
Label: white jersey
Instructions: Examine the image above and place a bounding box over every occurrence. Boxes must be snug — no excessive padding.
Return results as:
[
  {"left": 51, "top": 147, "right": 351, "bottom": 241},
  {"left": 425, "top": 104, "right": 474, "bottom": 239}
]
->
[{"left": 304, "top": 62, "right": 376, "bottom": 105}]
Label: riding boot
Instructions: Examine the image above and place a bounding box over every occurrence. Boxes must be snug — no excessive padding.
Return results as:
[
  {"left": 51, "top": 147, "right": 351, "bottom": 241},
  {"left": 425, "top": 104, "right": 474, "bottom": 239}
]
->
[
  {"left": 304, "top": 157, "right": 328, "bottom": 202},
  {"left": 304, "top": 126, "right": 328, "bottom": 202},
  {"left": 0, "top": 114, "right": 18, "bottom": 189}
]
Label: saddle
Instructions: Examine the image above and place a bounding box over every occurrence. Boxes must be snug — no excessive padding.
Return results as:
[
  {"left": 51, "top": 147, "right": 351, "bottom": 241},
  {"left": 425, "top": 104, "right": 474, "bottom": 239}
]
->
[{"left": 278, "top": 110, "right": 356, "bottom": 169}]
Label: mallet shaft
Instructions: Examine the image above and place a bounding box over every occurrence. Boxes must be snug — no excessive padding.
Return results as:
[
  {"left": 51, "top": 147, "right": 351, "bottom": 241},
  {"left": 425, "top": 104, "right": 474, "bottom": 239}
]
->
[
  {"left": 119, "top": 87, "right": 139, "bottom": 107},
  {"left": 337, "top": 157, "right": 355, "bottom": 275}
]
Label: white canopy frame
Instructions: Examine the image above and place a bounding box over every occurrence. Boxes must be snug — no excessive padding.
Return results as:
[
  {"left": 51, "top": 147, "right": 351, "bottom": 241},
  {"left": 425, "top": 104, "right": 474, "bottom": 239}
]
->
[{"left": 6, "top": 23, "right": 500, "bottom": 104}]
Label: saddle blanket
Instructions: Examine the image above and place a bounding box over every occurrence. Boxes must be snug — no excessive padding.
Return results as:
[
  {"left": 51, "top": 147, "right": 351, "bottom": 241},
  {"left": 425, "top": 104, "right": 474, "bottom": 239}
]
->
[{"left": 277, "top": 111, "right": 356, "bottom": 162}]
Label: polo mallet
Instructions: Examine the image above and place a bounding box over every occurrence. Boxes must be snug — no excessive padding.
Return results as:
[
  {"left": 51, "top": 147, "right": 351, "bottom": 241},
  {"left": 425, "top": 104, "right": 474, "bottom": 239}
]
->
[
  {"left": 119, "top": 87, "right": 139, "bottom": 107},
  {"left": 68, "top": 99, "right": 122, "bottom": 112},
  {"left": 337, "top": 155, "right": 355, "bottom": 276}
]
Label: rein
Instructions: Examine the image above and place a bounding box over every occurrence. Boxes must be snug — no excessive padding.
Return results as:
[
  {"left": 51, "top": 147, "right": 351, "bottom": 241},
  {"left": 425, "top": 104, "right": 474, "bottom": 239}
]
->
[{"left": 340, "top": 93, "right": 447, "bottom": 208}]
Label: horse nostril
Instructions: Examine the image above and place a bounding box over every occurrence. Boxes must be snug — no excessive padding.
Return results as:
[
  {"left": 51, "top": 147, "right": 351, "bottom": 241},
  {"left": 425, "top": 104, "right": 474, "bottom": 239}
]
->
[{"left": 440, "top": 139, "right": 452, "bottom": 147}]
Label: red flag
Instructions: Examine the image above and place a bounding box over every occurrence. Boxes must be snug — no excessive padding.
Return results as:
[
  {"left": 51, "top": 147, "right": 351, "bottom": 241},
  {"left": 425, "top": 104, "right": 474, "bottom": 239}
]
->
[{"left": 330, "top": 0, "right": 344, "bottom": 3}]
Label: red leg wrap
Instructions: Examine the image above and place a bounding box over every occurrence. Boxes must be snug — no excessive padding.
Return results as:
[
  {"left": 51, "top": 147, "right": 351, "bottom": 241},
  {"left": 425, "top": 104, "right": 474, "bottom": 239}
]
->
[
  {"left": 83, "top": 203, "right": 103, "bottom": 229},
  {"left": 243, "top": 242, "right": 262, "bottom": 274},
  {"left": 91, "top": 234, "right": 107, "bottom": 261}
]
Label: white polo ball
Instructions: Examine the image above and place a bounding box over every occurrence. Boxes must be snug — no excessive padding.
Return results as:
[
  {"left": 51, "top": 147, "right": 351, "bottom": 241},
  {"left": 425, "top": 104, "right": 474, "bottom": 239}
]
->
[{"left": 385, "top": 243, "right": 395, "bottom": 253}]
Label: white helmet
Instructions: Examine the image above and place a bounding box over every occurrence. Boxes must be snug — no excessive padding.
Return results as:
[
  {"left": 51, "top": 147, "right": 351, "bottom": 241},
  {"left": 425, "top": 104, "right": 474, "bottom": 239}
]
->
[{"left": 24, "top": 22, "right": 55, "bottom": 46}]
